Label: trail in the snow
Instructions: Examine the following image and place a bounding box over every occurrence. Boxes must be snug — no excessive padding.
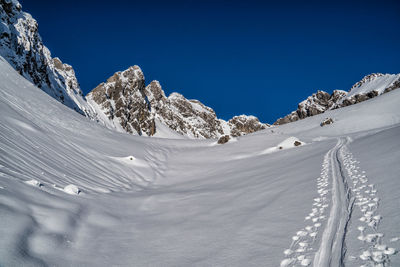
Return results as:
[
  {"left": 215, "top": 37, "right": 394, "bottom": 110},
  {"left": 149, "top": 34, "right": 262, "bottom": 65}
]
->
[
  {"left": 281, "top": 138, "right": 355, "bottom": 267},
  {"left": 340, "top": 139, "right": 397, "bottom": 266},
  {"left": 313, "top": 138, "right": 354, "bottom": 267},
  {"left": 280, "top": 141, "right": 335, "bottom": 267},
  {"left": 282, "top": 137, "right": 398, "bottom": 267}
]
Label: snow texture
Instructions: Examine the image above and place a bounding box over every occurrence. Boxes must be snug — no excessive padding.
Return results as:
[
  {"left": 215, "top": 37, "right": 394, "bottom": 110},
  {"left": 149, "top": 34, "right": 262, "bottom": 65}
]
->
[{"left": 1, "top": 54, "right": 400, "bottom": 266}]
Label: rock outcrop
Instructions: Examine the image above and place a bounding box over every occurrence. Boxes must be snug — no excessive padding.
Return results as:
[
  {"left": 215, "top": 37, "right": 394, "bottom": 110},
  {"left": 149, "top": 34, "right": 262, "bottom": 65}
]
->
[
  {"left": 274, "top": 90, "right": 347, "bottom": 125},
  {"left": 217, "top": 135, "right": 230, "bottom": 144},
  {"left": 320, "top": 118, "right": 334, "bottom": 127},
  {"left": 228, "top": 115, "right": 268, "bottom": 137},
  {"left": 87, "top": 66, "right": 155, "bottom": 135},
  {"left": 275, "top": 73, "right": 400, "bottom": 125},
  {"left": 87, "top": 68, "right": 269, "bottom": 138},
  {"left": 0, "top": 0, "right": 95, "bottom": 117}
]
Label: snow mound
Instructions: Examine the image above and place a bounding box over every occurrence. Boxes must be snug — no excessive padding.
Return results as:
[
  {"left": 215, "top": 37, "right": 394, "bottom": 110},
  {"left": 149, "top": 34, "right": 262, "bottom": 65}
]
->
[
  {"left": 260, "top": 137, "right": 305, "bottom": 155},
  {"left": 24, "top": 179, "right": 42, "bottom": 187},
  {"left": 277, "top": 137, "right": 305, "bottom": 149},
  {"left": 63, "top": 184, "right": 80, "bottom": 195}
]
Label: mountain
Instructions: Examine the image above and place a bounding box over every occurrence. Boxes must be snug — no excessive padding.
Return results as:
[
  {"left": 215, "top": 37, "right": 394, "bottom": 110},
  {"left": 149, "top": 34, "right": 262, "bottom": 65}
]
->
[
  {"left": 0, "top": 0, "right": 267, "bottom": 139},
  {"left": 1, "top": 54, "right": 400, "bottom": 266},
  {"left": 0, "top": 0, "right": 95, "bottom": 117},
  {"left": 87, "top": 67, "right": 269, "bottom": 139},
  {"left": 274, "top": 73, "right": 400, "bottom": 125}
]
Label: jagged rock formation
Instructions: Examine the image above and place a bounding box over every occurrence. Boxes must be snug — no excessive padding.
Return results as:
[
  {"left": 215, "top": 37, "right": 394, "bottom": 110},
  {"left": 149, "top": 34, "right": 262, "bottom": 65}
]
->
[
  {"left": 87, "top": 68, "right": 269, "bottom": 138},
  {"left": 145, "top": 81, "right": 226, "bottom": 138},
  {"left": 87, "top": 66, "right": 155, "bottom": 135},
  {"left": 274, "top": 90, "right": 347, "bottom": 125},
  {"left": 0, "top": 0, "right": 94, "bottom": 117},
  {"left": 228, "top": 115, "right": 268, "bottom": 137},
  {"left": 332, "top": 73, "right": 400, "bottom": 109},
  {"left": 275, "top": 73, "right": 400, "bottom": 125}
]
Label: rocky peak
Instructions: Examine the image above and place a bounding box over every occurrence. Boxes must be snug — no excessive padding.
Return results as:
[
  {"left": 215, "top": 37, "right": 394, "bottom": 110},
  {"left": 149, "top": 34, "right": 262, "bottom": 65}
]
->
[
  {"left": 274, "top": 89, "right": 348, "bottom": 125},
  {"left": 87, "top": 66, "right": 269, "bottom": 139},
  {"left": 87, "top": 66, "right": 155, "bottom": 136},
  {"left": 274, "top": 73, "right": 400, "bottom": 125},
  {"left": 350, "top": 73, "right": 385, "bottom": 92},
  {"left": 0, "top": 0, "right": 95, "bottom": 117},
  {"left": 145, "top": 80, "right": 167, "bottom": 106}
]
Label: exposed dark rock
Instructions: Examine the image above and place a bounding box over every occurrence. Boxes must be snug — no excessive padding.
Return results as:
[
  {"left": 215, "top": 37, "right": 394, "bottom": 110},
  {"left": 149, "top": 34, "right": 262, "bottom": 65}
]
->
[
  {"left": 320, "top": 118, "right": 334, "bottom": 127},
  {"left": 87, "top": 66, "right": 154, "bottom": 136},
  {"left": 217, "top": 135, "right": 230, "bottom": 144},
  {"left": 294, "top": 141, "right": 302, "bottom": 146},
  {"left": 384, "top": 78, "right": 400, "bottom": 93},
  {"left": 274, "top": 90, "right": 347, "bottom": 125}
]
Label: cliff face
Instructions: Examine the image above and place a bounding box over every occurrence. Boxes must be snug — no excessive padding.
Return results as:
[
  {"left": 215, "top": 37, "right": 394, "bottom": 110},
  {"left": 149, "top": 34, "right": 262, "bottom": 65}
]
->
[
  {"left": 87, "top": 68, "right": 269, "bottom": 138},
  {"left": 0, "top": 0, "right": 96, "bottom": 117},
  {"left": 87, "top": 66, "right": 156, "bottom": 136},
  {"left": 274, "top": 73, "right": 400, "bottom": 125}
]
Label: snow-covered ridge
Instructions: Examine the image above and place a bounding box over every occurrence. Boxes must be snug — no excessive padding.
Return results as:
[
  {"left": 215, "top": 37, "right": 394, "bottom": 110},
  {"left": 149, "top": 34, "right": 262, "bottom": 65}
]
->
[
  {"left": 0, "top": 0, "right": 95, "bottom": 118},
  {"left": 275, "top": 73, "right": 400, "bottom": 125},
  {"left": 87, "top": 68, "right": 269, "bottom": 139}
]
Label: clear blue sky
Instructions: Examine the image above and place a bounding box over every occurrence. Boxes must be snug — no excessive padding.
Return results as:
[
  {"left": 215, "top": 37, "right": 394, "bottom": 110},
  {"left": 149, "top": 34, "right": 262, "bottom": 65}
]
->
[{"left": 21, "top": 0, "right": 400, "bottom": 123}]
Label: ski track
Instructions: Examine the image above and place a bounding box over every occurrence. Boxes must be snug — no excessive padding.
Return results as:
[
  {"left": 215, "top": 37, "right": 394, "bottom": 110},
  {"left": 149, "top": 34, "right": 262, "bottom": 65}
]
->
[{"left": 281, "top": 137, "right": 397, "bottom": 267}]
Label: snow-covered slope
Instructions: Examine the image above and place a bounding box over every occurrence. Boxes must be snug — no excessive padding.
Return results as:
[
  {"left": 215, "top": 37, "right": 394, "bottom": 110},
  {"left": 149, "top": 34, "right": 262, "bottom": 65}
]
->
[
  {"left": 1, "top": 55, "right": 400, "bottom": 266},
  {"left": 0, "top": 0, "right": 95, "bottom": 117},
  {"left": 275, "top": 73, "right": 400, "bottom": 125},
  {"left": 87, "top": 67, "right": 269, "bottom": 139}
]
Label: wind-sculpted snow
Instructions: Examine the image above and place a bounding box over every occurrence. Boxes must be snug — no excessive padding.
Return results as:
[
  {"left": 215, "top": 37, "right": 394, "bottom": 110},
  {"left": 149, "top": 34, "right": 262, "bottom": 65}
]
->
[{"left": 0, "top": 56, "right": 400, "bottom": 266}]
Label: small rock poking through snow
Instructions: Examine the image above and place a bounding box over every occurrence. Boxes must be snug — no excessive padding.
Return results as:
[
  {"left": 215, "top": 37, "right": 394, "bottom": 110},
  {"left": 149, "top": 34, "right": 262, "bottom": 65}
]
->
[{"left": 64, "top": 184, "right": 81, "bottom": 195}]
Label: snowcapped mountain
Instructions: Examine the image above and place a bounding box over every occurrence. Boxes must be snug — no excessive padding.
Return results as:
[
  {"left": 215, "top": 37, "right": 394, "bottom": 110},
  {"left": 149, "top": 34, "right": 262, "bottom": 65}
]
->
[
  {"left": 87, "top": 66, "right": 269, "bottom": 138},
  {"left": 274, "top": 73, "right": 400, "bottom": 125},
  {"left": 0, "top": 0, "right": 95, "bottom": 117},
  {"left": 1, "top": 1, "right": 267, "bottom": 139}
]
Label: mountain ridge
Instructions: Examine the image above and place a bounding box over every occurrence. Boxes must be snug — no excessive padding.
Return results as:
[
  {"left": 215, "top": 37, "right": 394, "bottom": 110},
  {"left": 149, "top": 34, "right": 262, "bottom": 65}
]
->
[
  {"left": 86, "top": 66, "right": 269, "bottom": 139},
  {"left": 274, "top": 73, "right": 400, "bottom": 125}
]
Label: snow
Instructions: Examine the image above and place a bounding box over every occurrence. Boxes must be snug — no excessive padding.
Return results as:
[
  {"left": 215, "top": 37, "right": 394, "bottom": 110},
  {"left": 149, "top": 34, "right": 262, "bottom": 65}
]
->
[
  {"left": 63, "top": 184, "right": 80, "bottom": 195},
  {"left": 338, "top": 73, "right": 400, "bottom": 104},
  {"left": 0, "top": 55, "right": 400, "bottom": 266}
]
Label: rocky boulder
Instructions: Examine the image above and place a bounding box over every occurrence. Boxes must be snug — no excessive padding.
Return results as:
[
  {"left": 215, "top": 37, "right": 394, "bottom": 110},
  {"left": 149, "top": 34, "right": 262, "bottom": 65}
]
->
[
  {"left": 217, "top": 135, "right": 230, "bottom": 144},
  {"left": 320, "top": 118, "right": 334, "bottom": 127}
]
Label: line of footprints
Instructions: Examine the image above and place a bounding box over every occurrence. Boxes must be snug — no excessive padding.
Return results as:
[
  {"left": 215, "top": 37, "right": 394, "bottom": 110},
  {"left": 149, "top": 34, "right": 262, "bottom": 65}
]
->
[
  {"left": 340, "top": 145, "right": 397, "bottom": 266},
  {"left": 280, "top": 152, "right": 331, "bottom": 267}
]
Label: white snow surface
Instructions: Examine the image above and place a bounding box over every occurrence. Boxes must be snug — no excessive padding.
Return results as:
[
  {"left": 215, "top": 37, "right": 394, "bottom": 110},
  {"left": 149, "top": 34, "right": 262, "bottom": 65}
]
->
[
  {"left": 339, "top": 73, "right": 400, "bottom": 104},
  {"left": 0, "top": 56, "right": 400, "bottom": 266}
]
